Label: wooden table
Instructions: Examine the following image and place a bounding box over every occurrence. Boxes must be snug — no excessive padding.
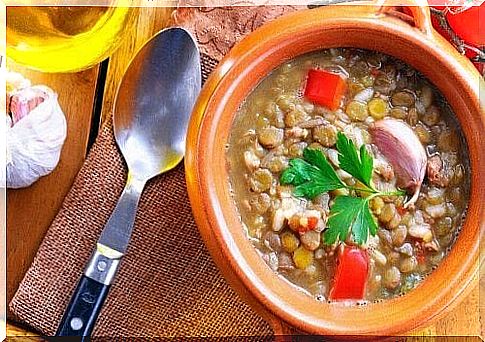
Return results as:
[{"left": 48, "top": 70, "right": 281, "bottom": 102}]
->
[{"left": 5, "top": 6, "right": 483, "bottom": 339}]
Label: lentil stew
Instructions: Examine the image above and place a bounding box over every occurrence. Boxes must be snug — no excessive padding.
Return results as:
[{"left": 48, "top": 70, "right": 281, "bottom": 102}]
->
[{"left": 226, "top": 48, "right": 470, "bottom": 303}]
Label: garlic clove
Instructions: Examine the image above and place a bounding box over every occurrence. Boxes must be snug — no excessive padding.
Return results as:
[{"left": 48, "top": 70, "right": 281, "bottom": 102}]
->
[
  {"left": 369, "top": 118, "right": 427, "bottom": 207},
  {"left": 9, "top": 87, "right": 48, "bottom": 124}
]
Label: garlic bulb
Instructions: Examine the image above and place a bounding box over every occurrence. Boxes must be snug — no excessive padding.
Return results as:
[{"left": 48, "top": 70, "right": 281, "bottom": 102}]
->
[
  {"left": 2, "top": 72, "right": 67, "bottom": 188},
  {"left": 10, "top": 87, "right": 48, "bottom": 124},
  {"left": 369, "top": 118, "right": 427, "bottom": 207}
]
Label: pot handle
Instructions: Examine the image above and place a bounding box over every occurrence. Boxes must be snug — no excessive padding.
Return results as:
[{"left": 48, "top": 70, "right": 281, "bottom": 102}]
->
[{"left": 376, "top": 0, "right": 434, "bottom": 38}]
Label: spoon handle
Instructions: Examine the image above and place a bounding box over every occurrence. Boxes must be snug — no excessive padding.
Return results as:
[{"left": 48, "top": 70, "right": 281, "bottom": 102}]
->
[
  {"left": 56, "top": 275, "right": 109, "bottom": 338},
  {"left": 56, "top": 177, "right": 145, "bottom": 337}
]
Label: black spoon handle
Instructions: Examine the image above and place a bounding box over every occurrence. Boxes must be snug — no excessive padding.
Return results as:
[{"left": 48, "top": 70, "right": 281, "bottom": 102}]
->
[{"left": 56, "top": 275, "right": 109, "bottom": 338}]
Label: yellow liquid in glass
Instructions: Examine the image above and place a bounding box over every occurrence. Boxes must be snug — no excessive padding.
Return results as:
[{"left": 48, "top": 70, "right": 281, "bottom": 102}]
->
[{"left": 7, "top": 6, "right": 138, "bottom": 72}]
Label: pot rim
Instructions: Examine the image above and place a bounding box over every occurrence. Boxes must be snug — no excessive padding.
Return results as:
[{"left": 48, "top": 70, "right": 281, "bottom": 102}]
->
[{"left": 185, "top": 5, "right": 484, "bottom": 336}]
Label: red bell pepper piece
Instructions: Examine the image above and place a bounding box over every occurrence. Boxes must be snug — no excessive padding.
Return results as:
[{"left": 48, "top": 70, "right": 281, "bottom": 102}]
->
[
  {"left": 403, "top": 5, "right": 484, "bottom": 74},
  {"left": 304, "top": 69, "right": 346, "bottom": 111},
  {"left": 415, "top": 242, "right": 426, "bottom": 265},
  {"left": 396, "top": 205, "right": 408, "bottom": 216},
  {"left": 416, "top": 252, "right": 426, "bottom": 265},
  {"left": 446, "top": 4, "right": 484, "bottom": 48},
  {"left": 329, "top": 245, "right": 369, "bottom": 301},
  {"left": 307, "top": 216, "right": 318, "bottom": 230}
]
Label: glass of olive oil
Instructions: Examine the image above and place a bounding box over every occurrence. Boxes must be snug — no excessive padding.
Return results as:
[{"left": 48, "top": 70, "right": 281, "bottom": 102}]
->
[{"left": 7, "top": 5, "right": 138, "bottom": 72}]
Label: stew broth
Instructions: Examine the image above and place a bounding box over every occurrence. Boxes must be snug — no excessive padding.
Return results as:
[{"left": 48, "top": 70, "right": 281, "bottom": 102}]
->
[{"left": 227, "top": 48, "right": 469, "bottom": 302}]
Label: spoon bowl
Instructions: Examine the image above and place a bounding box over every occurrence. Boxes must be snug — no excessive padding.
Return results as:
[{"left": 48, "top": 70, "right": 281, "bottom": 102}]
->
[{"left": 114, "top": 27, "right": 201, "bottom": 179}]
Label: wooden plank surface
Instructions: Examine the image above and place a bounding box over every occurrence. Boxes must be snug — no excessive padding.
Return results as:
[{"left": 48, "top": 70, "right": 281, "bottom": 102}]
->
[
  {"left": 6, "top": 6, "right": 483, "bottom": 339},
  {"left": 6, "top": 62, "right": 100, "bottom": 313}
]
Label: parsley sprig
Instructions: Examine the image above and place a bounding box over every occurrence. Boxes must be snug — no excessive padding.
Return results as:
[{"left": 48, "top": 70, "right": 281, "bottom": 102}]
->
[{"left": 280, "top": 132, "right": 405, "bottom": 245}]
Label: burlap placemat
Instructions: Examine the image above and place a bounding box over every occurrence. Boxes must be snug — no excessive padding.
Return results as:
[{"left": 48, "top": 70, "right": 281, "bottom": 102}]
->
[{"left": 10, "top": 5, "right": 300, "bottom": 338}]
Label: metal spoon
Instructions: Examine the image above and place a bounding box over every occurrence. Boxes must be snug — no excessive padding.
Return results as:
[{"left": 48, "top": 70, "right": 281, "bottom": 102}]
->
[{"left": 56, "top": 27, "right": 201, "bottom": 338}]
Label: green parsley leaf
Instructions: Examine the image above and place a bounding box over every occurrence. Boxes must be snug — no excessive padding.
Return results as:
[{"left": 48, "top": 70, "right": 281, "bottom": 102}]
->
[
  {"left": 324, "top": 196, "right": 377, "bottom": 245},
  {"left": 280, "top": 159, "right": 312, "bottom": 185},
  {"left": 335, "top": 132, "right": 374, "bottom": 190},
  {"left": 280, "top": 133, "right": 404, "bottom": 246},
  {"left": 303, "top": 148, "right": 337, "bottom": 178},
  {"left": 280, "top": 148, "right": 345, "bottom": 199},
  {"left": 294, "top": 180, "right": 339, "bottom": 199}
]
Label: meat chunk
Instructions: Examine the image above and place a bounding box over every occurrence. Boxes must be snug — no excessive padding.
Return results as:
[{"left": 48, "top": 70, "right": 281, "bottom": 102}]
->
[
  {"left": 427, "top": 155, "right": 450, "bottom": 187},
  {"left": 288, "top": 209, "right": 325, "bottom": 233},
  {"left": 375, "top": 159, "right": 395, "bottom": 181},
  {"left": 285, "top": 126, "right": 308, "bottom": 139},
  {"left": 408, "top": 223, "right": 433, "bottom": 242},
  {"left": 424, "top": 240, "right": 440, "bottom": 252},
  {"left": 298, "top": 117, "right": 326, "bottom": 129}
]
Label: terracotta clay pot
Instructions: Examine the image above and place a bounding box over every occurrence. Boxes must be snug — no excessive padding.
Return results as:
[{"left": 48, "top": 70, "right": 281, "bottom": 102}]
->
[{"left": 185, "top": 0, "right": 485, "bottom": 337}]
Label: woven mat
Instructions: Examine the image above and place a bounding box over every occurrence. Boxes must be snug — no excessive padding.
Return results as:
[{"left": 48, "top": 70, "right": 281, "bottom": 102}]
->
[{"left": 9, "top": 5, "right": 300, "bottom": 338}]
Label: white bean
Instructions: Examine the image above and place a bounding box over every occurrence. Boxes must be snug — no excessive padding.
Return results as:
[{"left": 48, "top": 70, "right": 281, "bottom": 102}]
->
[
  {"left": 272, "top": 209, "right": 286, "bottom": 232},
  {"left": 354, "top": 87, "right": 374, "bottom": 103}
]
